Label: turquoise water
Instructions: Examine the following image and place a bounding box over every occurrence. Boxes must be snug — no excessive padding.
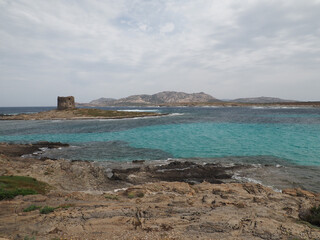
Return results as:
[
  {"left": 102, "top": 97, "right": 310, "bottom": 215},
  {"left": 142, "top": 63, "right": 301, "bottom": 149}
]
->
[
  {"left": 1, "top": 106, "right": 320, "bottom": 166},
  {"left": 1, "top": 106, "right": 320, "bottom": 191},
  {"left": 1, "top": 122, "right": 319, "bottom": 165}
]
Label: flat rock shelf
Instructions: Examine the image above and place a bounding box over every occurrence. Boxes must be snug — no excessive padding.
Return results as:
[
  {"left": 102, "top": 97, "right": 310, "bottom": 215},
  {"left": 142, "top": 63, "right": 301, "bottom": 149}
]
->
[{"left": 0, "top": 142, "right": 320, "bottom": 239}]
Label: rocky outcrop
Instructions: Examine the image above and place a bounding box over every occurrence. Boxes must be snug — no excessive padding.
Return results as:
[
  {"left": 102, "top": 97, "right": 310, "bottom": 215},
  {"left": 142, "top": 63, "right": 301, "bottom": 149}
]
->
[
  {"left": 57, "top": 96, "right": 75, "bottom": 110},
  {"left": 0, "top": 142, "right": 69, "bottom": 157},
  {"left": 0, "top": 144, "right": 245, "bottom": 190},
  {"left": 1, "top": 143, "right": 320, "bottom": 239},
  {"left": 1, "top": 178, "right": 320, "bottom": 239}
]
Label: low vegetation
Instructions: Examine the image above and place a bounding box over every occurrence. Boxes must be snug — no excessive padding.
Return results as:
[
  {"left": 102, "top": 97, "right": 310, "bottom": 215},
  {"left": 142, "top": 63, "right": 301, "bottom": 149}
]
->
[
  {"left": 24, "top": 236, "right": 35, "bottom": 240},
  {"left": 0, "top": 188, "right": 37, "bottom": 200},
  {"left": 0, "top": 107, "right": 163, "bottom": 120},
  {"left": 300, "top": 206, "right": 320, "bottom": 227},
  {"left": 23, "top": 204, "right": 74, "bottom": 214},
  {"left": 23, "top": 205, "right": 41, "bottom": 212},
  {"left": 126, "top": 191, "right": 144, "bottom": 199},
  {"left": 72, "top": 108, "right": 159, "bottom": 118},
  {"left": 59, "top": 203, "right": 75, "bottom": 209},
  {"left": 40, "top": 206, "right": 56, "bottom": 214},
  {"left": 0, "top": 176, "right": 49, "bottom": 200},
  {"left": 105, "top": 194, "right": 119, "bottom": 200}
]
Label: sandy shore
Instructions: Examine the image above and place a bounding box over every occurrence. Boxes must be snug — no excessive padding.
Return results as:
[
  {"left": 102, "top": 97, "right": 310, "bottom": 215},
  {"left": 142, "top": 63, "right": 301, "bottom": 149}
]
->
[{"left": 1, "top": 143, "right": 320, "bottom": 239}]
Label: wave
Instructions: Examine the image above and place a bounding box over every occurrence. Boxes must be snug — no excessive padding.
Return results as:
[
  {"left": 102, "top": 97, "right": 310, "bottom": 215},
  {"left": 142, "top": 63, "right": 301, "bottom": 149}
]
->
[
  {"left": 94, "top": 115, "right": 163, "bottom": 121},
  {"left": 117, "top": 109, "right": 159, "bottom": 112},
  {"left": 232, "top": 172, "right": 281, "bottom": 192},
  {"left": 251, "top": 106, "right": 309, "bottom": 110},
  {"left": 168, "top": 113, "right": 184, "bottom": 116},
  {"left": 200, "top": 106, "right": 220, "bottom": 108}
]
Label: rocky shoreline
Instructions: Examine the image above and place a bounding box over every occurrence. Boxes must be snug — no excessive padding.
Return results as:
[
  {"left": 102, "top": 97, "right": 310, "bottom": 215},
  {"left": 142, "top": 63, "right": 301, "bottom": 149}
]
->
[
  {"left": 0, "top": 108, "right": 163, "bottom": 120},
  {"left": 1, "top": 142, "right": 320, "bottom": 239}
]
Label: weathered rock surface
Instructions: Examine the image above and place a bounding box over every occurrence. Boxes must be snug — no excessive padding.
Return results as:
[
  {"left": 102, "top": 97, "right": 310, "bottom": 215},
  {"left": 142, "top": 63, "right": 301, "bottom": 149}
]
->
[
  {"left": 1, "top": 179, "right": 320, "bottom": 240},
  {"left": 110, "top": 161, "right": 245, "bottom": 185},
  {"left": 1, "top": 143, "right": 320, "bottom": 239},
  {"left": 0, "top": 142, "right": 69, "bottom": 157},
  {"left": 0, "top": 146, "right": 243, "bottom": 191}
]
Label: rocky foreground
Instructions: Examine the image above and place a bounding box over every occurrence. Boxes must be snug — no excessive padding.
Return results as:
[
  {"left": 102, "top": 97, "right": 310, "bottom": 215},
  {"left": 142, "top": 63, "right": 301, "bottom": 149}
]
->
[{"left": 1, "top": 143, "right": 320, "bottom": 240}]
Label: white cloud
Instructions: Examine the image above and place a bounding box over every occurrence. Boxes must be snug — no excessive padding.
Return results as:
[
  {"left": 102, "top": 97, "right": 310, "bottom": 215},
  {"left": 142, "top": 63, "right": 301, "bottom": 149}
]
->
[
  {"left": 160, "top": 22, "right": 175, "bottom": 33},
  {"left": 0, "top": 0, "right": 320, "bottom": 106}
]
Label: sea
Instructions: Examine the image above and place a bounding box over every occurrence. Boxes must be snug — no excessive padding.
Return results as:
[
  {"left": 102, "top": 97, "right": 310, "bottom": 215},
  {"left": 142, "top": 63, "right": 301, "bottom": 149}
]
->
[{"left": 1, "top": 106, "right": 320, "bottom": 192}]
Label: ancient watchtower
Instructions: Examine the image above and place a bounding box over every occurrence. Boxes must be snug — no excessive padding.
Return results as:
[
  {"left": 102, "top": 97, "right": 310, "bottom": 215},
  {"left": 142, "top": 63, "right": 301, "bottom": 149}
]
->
[{"left": 57, "top": 96, "right": 75, "bottom": 110}]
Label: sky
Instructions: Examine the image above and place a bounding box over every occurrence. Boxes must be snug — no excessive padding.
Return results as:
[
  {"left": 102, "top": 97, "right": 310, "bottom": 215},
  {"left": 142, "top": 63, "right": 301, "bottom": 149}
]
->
[{"left": 1, "top": 0, "right": 320, "bottom": 106}]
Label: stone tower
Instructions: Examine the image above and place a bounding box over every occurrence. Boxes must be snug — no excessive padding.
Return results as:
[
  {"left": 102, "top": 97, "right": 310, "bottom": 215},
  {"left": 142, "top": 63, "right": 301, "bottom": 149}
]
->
[{"left": 57, "top": 96, "right": 75, "bottom": 110}]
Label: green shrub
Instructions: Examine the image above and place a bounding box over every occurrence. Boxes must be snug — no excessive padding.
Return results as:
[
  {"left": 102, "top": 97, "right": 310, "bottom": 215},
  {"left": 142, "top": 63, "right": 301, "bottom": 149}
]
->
[
  {"left": 105, "top": 194, "right": 119, "bottom": 200},
  {"left": 300, "top": 206, "right": 320, "bottom": 227},
  {"left": 24, "top": 236, "right": 35, "bottom": 240},
  {"left": 136, "top": 192, "right": 144, "bottom": 198},
  {"left": 0, "top": 188, "right": 37, "bottom": 200},
  {"left": 40, "top": 206, "right": 56, "bottom": 214},
  {"left": 23, "top": 205, "right": 41, "bottom": 212},
  {"left": 59, "top": 203, "right": 75, "bottom": 209},
  {"left": 126, "top": 191, "right": 144, "bottom": 199},
  {"left": 0, "top": 175, "right": 49, "bottom": 201},
  {"left": 127, "top": 192, "right": 135, "bottom": 199}
]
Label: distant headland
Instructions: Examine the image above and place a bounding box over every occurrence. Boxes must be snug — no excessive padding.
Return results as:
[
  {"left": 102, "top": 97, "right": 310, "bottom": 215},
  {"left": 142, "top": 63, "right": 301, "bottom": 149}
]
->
[
  {"left": 0, "top": 96, "right": 163, "bottom": 120},
  {"left": 77, "top": 91, "right": 320, "bottom": 108}
]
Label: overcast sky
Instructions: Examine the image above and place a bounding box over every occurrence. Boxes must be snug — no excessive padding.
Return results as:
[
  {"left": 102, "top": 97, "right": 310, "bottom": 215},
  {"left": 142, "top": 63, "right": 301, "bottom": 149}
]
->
[{"left": 1, "top": 0, "right": 320, "bottom": 106}]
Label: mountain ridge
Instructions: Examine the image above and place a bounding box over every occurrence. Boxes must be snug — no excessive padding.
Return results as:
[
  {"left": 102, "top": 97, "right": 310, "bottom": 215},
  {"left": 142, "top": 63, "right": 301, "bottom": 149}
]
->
[
  {"left": 77, "top": 92, "right": 302, "bottom": 107},
  {"left": 231, "top": 97, "right": 296, "bottom": 103},
  {"left": 85, "top": 91, "right": 219, "bottom": 106}
]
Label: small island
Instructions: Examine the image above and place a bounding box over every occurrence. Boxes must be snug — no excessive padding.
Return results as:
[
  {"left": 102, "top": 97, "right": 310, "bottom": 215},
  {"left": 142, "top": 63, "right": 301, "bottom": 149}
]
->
[{"left": 0, "top": 96, "right": 163, "bottom": 120}]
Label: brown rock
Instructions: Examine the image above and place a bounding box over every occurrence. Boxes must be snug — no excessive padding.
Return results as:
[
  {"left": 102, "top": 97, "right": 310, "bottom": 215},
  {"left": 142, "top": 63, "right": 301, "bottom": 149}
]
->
[
  {"left": 282, "top": 188, "right": 298, "bottom": 196},
  {"left": 1, "top": 144, "right": 320, "bottom": 239},
  {"left": 283, "top": 188, "right": 316, "bottom": 198}
]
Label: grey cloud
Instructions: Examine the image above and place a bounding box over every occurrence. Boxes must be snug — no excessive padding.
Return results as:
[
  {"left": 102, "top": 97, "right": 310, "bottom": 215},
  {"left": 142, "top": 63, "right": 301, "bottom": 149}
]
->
[{"left": 0, "top": 0, "right": 320, "bottom": 106}]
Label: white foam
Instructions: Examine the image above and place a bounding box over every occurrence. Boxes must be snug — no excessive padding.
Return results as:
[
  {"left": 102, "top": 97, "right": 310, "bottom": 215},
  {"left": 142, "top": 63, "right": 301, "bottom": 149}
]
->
[
  {"left": 168, "top": 113, "right": 184, "bottom": 116},
  {"left": 200, "top": 106, "right": 220, "bottom": 108},
  {"left": 118, "top": 109, "right": 159, "bottom": 112},
  {"left": 113, "top": 187, "right": 128, "bottom": 192},
  {"left": 94, "top": 115, "right": 163, "bottom": 122},
  {"left": 251, "top": 106, "right": 308, "bottom": 110},
  {"left": 232, "top": 173, "right": 281, "bottom": 192}
]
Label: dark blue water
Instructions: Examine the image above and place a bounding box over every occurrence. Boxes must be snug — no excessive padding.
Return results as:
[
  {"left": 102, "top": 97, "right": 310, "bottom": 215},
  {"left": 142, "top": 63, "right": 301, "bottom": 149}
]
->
[
  {"left": 1, "top": 106, "right": 320, "bottom": 191},
  {"left": 0, "top": 106, "right": 55, "bottom": 115}
]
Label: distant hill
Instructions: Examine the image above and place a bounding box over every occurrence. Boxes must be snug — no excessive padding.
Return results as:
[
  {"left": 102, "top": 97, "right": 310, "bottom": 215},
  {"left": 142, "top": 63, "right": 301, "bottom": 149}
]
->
[
  {"left": 231, "top": 97, "right": 296, "bottom": 103},
  {"left": 82, "top": 91, "right": 218, "bottom": 106},
  {"left": 77, "top": 93, "right": 301, "bottom": 107},
  {"left": 88, "top": 98, "right": 116, "bottom": 106}
]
